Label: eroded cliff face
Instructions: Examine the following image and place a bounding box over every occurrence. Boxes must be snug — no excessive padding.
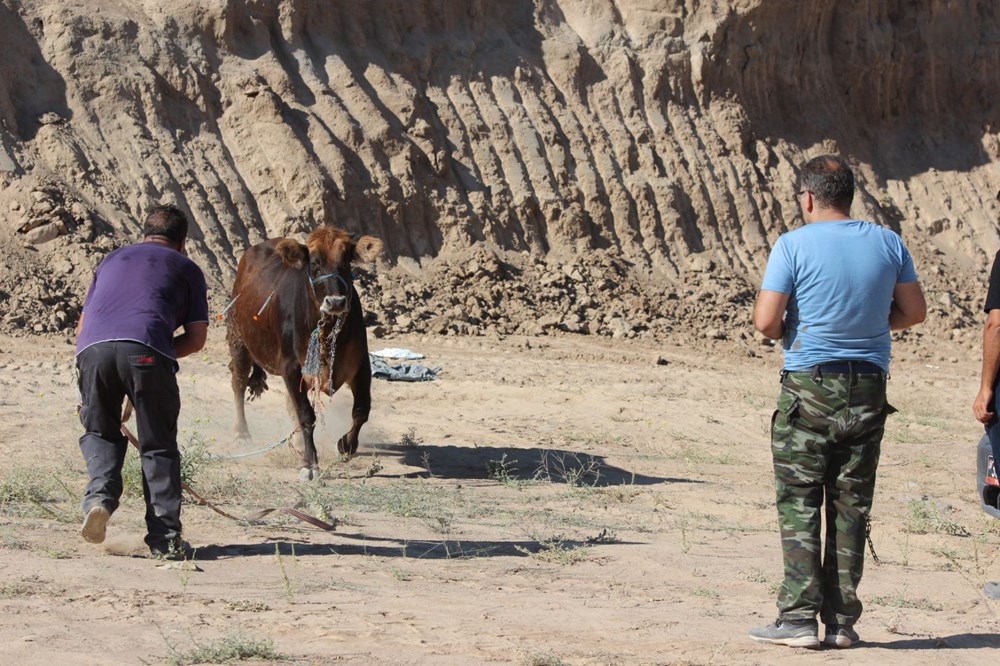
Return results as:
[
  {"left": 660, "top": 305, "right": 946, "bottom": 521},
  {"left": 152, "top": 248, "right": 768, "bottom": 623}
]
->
[{"left": 0, "top": 0, "right": 998, "bottom": 344}]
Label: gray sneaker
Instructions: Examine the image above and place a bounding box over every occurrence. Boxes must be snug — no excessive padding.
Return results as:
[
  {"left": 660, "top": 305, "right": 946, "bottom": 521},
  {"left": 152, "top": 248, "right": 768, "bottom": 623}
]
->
[
  {"left": 748, "top": 619, "right": 820, "bottom": 649},
  {"left": 81, "top": 505, "right": 111, "bottom": 544},
  {"left": 823, "top": 624, "right": 860, "bottom": 648}
]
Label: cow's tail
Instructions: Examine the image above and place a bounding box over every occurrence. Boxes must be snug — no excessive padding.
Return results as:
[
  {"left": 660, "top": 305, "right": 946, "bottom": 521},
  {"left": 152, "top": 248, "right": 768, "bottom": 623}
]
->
[{"left": 247, "top": 363, "right": 269, "bottom": 401}]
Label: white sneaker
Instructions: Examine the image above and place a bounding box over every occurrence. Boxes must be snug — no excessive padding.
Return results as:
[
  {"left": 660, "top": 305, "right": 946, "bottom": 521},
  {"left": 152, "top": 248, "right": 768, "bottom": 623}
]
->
[{"left": 81, "top": 505, "right": 111, "bottom": 544}]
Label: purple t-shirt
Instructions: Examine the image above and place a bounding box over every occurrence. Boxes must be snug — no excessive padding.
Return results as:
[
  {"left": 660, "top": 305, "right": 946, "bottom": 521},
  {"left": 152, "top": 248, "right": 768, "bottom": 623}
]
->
[{"left": 76, "top": 242, "right": 209, "bottom": 361}]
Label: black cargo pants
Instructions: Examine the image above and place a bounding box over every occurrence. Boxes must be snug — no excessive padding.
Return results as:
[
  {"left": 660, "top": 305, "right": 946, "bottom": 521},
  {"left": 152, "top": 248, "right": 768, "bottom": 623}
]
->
[{"left": 77, "top": 341, "right": 182, "bottom": 550}]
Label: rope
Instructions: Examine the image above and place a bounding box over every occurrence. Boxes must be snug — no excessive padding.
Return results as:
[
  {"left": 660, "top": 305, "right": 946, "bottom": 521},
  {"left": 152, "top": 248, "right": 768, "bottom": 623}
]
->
[
  {"left": 120, "top": 400, "right": 334, "bottom": 531},
  {"left": 206, "top": 432, "right": 294, "bottom": 460},
  {"left": 303, "top": 316, "right": 344, "bottom": 388}
]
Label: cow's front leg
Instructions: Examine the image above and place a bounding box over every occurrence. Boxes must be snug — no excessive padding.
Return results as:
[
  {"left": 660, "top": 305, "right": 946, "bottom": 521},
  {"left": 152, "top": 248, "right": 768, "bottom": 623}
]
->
[
  {"left": 338, "top": 372, "right": 371, "bottom": 458},
  {"left": 281, "top": 367, "right": 319, "bottom": 480}
]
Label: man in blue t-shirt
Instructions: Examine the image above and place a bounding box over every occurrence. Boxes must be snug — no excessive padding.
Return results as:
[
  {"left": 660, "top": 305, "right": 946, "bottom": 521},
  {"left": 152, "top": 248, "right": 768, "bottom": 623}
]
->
[
  {"left": 748, "top": 156, "right": 926, "bottom": 649},
  {"left": 75, "top": 205, "right": 209, "bottom": 560}
]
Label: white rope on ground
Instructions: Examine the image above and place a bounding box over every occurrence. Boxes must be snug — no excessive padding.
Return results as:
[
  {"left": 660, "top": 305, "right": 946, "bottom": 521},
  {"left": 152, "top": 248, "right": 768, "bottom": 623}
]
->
[{"left": 206, "top": 433, "right": 292, "bottom": 460}]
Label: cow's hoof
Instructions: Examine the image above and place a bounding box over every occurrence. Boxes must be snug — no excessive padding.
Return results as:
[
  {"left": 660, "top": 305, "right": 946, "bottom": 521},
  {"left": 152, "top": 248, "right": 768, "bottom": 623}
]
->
[
  {"left": 337, "top": 435, "right": 359, "bottom": 457},
  {"left": 299, "top": 467, "right": 316, "bottom": 481}
]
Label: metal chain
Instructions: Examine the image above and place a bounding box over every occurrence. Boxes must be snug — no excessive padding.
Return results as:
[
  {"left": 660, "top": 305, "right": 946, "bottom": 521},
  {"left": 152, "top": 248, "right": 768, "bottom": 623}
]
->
[{"left": 865, "top": 515, "right": 880, "bottom": 564}]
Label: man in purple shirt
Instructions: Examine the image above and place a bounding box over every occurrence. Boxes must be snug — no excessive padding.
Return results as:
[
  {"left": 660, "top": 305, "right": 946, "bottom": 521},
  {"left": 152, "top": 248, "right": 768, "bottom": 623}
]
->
[{"left": 75, "top": 205, "right": 209, "bottom": 559}]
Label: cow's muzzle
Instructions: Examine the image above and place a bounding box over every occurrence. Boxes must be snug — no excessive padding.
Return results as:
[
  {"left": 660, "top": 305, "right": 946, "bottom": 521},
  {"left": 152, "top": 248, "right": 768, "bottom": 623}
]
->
[{"left": 320, "top": 295, "right": 349, "bottom": 317}]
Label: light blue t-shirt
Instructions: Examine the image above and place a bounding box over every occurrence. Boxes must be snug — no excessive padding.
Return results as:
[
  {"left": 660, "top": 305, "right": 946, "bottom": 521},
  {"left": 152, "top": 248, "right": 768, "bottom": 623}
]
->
[{"left": 761, "top": 220, "right": 917, "bottom": 372}]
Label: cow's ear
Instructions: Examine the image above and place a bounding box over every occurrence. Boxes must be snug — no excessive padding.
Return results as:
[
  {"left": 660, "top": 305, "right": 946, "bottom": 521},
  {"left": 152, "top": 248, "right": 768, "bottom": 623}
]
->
[
  {"left": 353, "top": 236, "right": 384, "bottom": 264},
  {"left": 276, "top": 239, "right": 308, "bottom": 270}
]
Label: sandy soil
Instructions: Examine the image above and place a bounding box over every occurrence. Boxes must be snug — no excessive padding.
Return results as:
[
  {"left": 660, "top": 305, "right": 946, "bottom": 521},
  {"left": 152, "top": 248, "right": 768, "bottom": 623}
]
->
[{"left": 0, "top": 329, "right": 998, "bottom": 665}]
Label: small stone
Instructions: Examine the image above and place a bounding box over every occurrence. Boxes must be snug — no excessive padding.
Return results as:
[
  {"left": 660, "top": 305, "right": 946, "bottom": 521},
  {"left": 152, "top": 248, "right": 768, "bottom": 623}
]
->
[
  {"left": 655, "top": 355, "right": 669, "bottom": 366},
  {"left": 537, "top": 314, "right": 561, "bottom": 330},
  {"left": 25, "top": 221, "right": 66, "bottom": 245}
]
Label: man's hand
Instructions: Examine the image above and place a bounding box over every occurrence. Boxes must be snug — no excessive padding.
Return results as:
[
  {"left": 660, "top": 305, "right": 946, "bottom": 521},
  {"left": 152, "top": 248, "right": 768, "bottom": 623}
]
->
[
  {"left": 174, "top": 321, "right": 208, "bottom": 358},
  {"left": 974, "top": 386, "right": 995, "bottom": 424}
]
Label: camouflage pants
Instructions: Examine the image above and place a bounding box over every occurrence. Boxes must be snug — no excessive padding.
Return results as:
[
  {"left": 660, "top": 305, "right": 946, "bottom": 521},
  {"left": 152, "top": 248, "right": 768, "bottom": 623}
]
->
[{"left": 770, "top": 368, "right": 888, "bottom": 625}]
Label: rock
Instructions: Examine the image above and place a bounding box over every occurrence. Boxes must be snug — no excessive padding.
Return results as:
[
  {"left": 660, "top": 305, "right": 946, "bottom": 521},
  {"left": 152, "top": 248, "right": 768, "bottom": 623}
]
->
[
  {"left": 70, "top": 202, "right": 90, "bottom": 219},
  {"left": 689, "top": 254, "right": 715, "bottom": 273},
  {"left": 559, "top": 313, "right": 589, "bottom": 334},
  {"left": 655, "top": 355, "right": 669, "bottom": 366},
  {"left": 539, "top": 271, "right": 562, "bottom": 287},
  {"left": 537, "top": 314, "right": 561, "bottom": 330},
  {"left": 519, "top": 321, "right": 544, "bottom": 336},
  {"left": 38, "top": 112, "right": 64, "bottom": 125},
  {"left": 31, "top": 199, "right": 55, "bottom": 215},
  {"left": 51, "top": 258, "right": 74, "bottom": 274},
  {"left": 25, "top": 221, "right": 67, "bottom": 245},
  {"left": 608, "top": 317, "right": 633, "bottom": 339}
]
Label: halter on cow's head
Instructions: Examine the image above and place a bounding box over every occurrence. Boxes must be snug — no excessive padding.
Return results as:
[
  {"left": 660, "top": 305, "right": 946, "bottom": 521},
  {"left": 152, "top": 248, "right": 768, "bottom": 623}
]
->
[
  {"left": 297, "top": 227, "right": 383, "bottom": 396},
  {"left": 305, "top": 227, "right": 384, "bottom": 320}
]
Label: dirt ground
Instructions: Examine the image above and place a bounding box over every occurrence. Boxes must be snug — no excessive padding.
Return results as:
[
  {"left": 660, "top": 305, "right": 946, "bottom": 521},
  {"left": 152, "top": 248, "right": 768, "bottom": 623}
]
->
[{"left": 0, "top": 328, "right": 998, "bottom": 665}]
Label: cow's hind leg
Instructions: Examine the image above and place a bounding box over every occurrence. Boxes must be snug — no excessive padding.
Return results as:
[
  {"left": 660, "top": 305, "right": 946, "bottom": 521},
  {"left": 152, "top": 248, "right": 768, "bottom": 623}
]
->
[
  {"left": 338, "top": 371, "right": 371, "bottom": 458},
  {"left": 281, "top": 365, "right": 319, "bottom": 481},
  {"left": 227, "top": 332, "right": 254, "bottom": 440}
]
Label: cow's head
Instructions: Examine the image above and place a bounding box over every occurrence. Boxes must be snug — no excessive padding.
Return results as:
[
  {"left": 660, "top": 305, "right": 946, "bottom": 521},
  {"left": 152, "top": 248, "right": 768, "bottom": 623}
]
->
[{"left": 305, "top": 227, "right": 384, "bottom": 320}]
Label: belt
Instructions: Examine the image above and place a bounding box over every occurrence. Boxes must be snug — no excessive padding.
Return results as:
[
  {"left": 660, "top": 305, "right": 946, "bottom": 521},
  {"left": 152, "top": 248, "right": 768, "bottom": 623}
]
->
[{"left": 790, "top": 361, "right": 884, "bottom": 374}]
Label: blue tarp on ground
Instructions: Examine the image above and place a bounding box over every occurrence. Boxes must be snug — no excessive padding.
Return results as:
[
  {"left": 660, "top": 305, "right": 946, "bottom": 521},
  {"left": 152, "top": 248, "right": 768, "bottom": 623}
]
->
[{"left": 369, "top": 354, "right": 440, "bottom": 382}]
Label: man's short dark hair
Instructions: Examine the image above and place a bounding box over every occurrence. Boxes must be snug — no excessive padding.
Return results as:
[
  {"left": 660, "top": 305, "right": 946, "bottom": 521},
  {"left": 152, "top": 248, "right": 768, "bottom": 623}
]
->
[
  {"left": 142, "top": 205, "right": 189, "bottom": 244},
  {"left": 799, "top": 155, "right": 854, "bottom": 211}
]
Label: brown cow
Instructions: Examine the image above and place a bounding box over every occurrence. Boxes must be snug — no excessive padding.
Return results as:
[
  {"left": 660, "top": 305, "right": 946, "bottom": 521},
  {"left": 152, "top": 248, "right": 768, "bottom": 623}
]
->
[{"left": 226, "top": 226, "right": 383, "bottom": 480}]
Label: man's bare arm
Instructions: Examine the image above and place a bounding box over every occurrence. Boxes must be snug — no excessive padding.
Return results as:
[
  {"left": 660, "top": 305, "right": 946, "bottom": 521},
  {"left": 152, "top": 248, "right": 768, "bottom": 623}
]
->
[
  {"left": 888, "top": 281, "right": 926, "bottom": 331},
  {"left": 753, "top": 289, "right": 790, "bottom": 340},
  {"left": 174, "top": 322, "right": 208, "bottom": 359},
  {"left": 974, "top": 309, "right": 1000, "bottom": 423}
]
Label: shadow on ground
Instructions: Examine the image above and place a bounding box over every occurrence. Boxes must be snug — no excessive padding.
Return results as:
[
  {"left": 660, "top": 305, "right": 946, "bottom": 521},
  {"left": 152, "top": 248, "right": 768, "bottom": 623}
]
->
[
  {"left": 865, "top": 633, "right": 1000, "bottom": 650},
  {"left": 190, "top": 531, "right": 640, "bottom": 561},
  {"left": 363, "top": 442, "right": 703, "bottom": 486}
]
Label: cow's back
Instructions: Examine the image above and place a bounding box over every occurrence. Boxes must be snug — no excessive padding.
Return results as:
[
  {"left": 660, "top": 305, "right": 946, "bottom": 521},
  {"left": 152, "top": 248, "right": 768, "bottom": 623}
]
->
[{"left": 229, "top": 240, "right": 317, "bottom": 375}]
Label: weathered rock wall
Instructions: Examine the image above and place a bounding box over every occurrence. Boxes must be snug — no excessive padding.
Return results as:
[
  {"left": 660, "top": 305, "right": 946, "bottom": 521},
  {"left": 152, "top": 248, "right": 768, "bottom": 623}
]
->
[{"left": 0, "top": 0, "right": 998, "bottom": 344}]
